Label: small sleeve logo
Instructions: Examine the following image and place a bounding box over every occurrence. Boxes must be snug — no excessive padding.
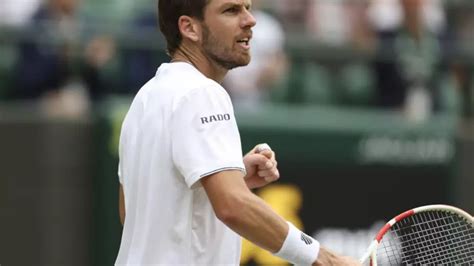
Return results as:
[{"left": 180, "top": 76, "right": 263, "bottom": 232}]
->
[
  {"left": 301, "top": 233, "right": 313, "bottom": 245},
  {"left": 200, "top": 114, "right": 231, "bottom": 124}
]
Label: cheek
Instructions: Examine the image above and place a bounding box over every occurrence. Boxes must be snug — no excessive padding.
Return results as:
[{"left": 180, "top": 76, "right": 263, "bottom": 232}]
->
[
  {"left": 211, "top": 31, "right": 234, "bottom": 49},
  {"left": 209, "top": 20, "right": 237, "bottom": 40},
  {"left": 214, "top": 27, "right": 232, "bottom": 40}
]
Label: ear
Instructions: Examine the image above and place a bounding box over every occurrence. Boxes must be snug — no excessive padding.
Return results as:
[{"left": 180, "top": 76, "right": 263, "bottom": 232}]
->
[{"left": 178, "top": 15, "right": 201, "bottom": 42}]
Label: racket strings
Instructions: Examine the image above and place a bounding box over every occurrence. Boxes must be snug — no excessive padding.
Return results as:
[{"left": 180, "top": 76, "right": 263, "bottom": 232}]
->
[
  {"left": 378, "top": 210, "right": 474, "bottom": 265},
  {"left": 395, "top": 213, "right": 474, "bottom": 264}
]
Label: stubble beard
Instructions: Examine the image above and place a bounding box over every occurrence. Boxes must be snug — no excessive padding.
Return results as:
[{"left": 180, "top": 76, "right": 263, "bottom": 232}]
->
[{"left": 201, "top": 24, "right": 250, "bottom": 70}]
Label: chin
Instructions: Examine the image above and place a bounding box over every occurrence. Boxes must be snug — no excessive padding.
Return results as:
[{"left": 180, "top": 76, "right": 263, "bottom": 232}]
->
[
  {"left": 211, "top": 53, "right": 251, "bottom": 70},
  {"left": 227, "top": 62, "right": 250, "bottom": 70},
  {"left": 229, "top": 56, "right": 252, "bottom": 69},
  {"left": 236, "top": 59, "right": 251, "bottom": 68},
  {"left": 218, "top": 60, "right": 249, "bottom": 70}
]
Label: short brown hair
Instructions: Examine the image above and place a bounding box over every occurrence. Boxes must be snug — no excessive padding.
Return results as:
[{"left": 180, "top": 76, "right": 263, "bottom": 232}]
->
[{"left": 158, "top": 0, "right": 209, "bottom": 55}]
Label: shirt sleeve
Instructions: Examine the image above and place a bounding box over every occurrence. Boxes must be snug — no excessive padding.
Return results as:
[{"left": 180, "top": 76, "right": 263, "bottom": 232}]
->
[
  {"left": 117, "top": 161, "right": 123, "bottom": 184},
  {"left": 171, "top": 86, "right": 246, "bottom": 188}
]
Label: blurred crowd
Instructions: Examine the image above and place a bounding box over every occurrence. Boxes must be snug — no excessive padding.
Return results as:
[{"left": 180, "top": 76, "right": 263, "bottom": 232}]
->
[{"left": 0, "top": 0, "right": 473, "bottom": 119}]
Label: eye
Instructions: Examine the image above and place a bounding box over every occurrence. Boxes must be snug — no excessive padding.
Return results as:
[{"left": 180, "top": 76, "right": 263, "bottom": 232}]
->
[{"left": 224, "top": 6, "right": 239, "bottom": 14}]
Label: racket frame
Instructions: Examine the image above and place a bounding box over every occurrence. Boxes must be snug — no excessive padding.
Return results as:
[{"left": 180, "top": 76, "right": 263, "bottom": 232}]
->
[{"left": 360, "top": 204, "right": 474, "bottom": 265}]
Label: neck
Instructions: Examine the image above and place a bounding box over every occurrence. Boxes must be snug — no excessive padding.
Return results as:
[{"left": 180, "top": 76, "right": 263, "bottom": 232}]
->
[{"left": 172, "top": 46, "right": 228, "bottom": 83}]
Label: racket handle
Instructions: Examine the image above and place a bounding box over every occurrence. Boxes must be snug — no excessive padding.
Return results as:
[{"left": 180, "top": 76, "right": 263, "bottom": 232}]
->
[{"left": 360, "top": 240, "right": 377, "bottom": 264}]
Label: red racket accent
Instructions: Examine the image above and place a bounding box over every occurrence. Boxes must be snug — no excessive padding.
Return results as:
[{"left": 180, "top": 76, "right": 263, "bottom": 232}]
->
[
  {"left": 394, "top": 209, "right": 414, "bottom": 222},
  {"left": 375, "top": 210, "right": 415, "bottom": 242},
  {"left": 375, "top": 224, "right": 391, "bottom": 242}
]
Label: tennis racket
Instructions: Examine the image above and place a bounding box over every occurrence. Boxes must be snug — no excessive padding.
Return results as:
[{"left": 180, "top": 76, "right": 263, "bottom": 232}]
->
[{"left": 360, "top": 204, "right": 474, "bottom": 265}]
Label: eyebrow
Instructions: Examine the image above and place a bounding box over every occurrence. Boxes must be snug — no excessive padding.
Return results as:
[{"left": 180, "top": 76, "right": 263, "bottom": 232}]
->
[{"left": 219, "top": 1, "right": 252, "bottom": 10}]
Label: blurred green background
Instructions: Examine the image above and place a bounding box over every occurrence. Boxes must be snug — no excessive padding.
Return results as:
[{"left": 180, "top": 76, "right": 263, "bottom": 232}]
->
[{"left": 0, "top": 0, "right": 473, "bottom": 265}]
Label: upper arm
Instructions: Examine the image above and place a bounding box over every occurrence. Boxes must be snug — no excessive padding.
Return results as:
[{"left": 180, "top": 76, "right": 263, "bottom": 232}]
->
[
  {"left": 171, "top": 86, "right": 245, "bottom": 188},
  {"left": 200, "top": 170, "right": 250, "bottom": 220}
]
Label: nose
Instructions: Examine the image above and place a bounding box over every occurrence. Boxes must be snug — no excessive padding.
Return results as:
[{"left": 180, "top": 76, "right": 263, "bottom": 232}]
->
[{"left": 242, "top": 9, "right": 256, "bottom": 28}]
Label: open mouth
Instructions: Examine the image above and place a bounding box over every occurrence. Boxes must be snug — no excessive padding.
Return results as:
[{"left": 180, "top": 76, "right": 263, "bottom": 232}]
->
[
  {"left": 237, "top": 38, "right": 250, "bottom": 50},
  {"left": 237, "top": 38, "right": 249, "bottom": 46}
]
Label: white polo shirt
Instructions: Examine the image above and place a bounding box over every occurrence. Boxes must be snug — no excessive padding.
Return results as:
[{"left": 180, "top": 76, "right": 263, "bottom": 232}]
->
[{"left": 115, "top": 62, "right": 246, "bottom": 265}]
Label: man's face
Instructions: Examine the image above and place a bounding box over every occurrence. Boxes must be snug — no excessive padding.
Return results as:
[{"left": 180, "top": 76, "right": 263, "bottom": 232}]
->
[{"left": 200, "top": 0, "right": 256, "bottom": 70}]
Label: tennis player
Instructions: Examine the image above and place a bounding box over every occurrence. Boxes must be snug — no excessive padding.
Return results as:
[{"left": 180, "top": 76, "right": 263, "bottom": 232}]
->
[{"left": 115, "top": 0, "right": 359, "bottom": 265}]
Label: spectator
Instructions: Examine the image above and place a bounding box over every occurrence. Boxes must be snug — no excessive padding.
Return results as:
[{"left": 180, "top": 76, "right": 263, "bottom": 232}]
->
[
  {"left": 306, "top": 0, "right": 374, "bottom": 50},
  {"left": 368, "top": 0, "right": 446, "bottom": 34},
  {"left": 272, "top": 0, "right": 309, "bottom": 32},
  {"left": 449, "top": 4, "right": 474, "bottom": 117},
  {"left": 13, "top": 0, "right": 116, "bottom": 116},
  {"left": 121, "top": 11, "right": 168, "bottom": 94},
  {"left": 370, "top": 0, "right": 451, "bottom": 121},
  {"left": 223, "top": 0, "right": 288, "bottom": 109}
]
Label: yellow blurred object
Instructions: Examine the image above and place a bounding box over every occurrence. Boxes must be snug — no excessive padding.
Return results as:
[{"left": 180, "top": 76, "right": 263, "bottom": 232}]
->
[{"left": 240, "top": 184, "right": 303, "bottom": 265}]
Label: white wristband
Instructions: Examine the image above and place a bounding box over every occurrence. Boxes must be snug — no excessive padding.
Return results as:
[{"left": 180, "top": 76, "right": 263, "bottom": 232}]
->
[{"left": 274, "top": 222, "right": 320, "bottom": 266}]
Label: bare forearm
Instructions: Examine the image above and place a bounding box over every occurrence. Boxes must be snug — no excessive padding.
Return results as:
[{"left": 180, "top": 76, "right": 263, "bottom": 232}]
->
[
  {"left": 227, "top": 200, "right": 358, "bottom": 266},
  {"left": 223, "top": 192, "right": 288, "bottom": 253},
  {"left": 119, "top": 185, "right": 125, "bottom": 225},
  {"left": 201, "top": 171, "right": 288, "bottom": 252},
  {"left": 202, "top": 171, "right": 360, "bottom": 265}
]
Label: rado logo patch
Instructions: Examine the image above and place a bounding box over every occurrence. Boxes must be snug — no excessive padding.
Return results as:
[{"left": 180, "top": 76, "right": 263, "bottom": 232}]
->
[{"left": 200, "top": 114, "right": 231, "bottom": 124}]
